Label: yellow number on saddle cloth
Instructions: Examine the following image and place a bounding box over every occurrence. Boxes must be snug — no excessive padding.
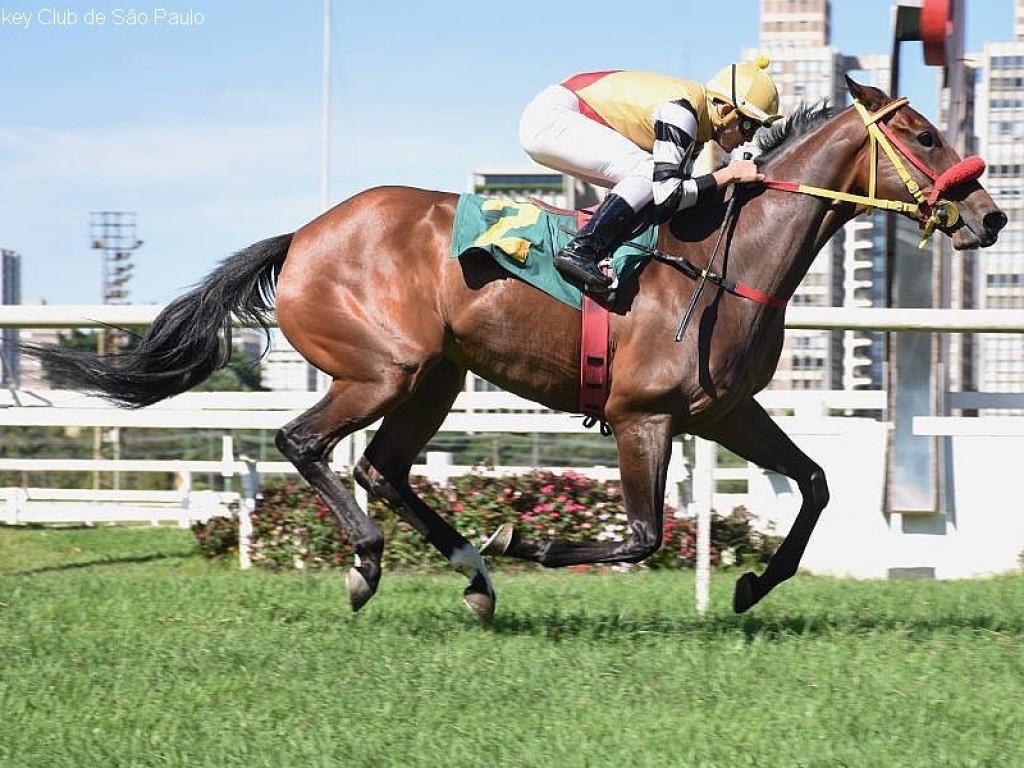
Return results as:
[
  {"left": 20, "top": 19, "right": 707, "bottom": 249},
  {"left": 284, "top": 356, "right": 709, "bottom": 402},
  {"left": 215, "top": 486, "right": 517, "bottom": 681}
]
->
[{"left": 473, "top": 199, "right": 542, "bottom": 263}]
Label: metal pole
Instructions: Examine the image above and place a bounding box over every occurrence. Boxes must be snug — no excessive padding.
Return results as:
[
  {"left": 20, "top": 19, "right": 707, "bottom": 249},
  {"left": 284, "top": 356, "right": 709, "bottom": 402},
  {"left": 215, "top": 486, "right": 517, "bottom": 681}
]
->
[
  {"left": 320, "top": 0, "right": 332, "bottom": 213},
  {"left": 315, "top": 0, "right": 334, "bottom": 394}
]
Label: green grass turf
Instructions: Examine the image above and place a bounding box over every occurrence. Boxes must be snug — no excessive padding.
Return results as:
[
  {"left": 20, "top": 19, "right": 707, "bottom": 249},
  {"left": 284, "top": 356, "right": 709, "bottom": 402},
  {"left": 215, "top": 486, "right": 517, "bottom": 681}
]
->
[{"left": 1, "top": 525, "right": 1022, "bottom": 767}]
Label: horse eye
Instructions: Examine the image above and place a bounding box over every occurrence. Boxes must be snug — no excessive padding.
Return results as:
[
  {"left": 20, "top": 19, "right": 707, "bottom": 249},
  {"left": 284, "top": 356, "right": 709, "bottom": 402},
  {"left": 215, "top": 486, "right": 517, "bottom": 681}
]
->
[{"left": 917, "top": 131, "right": 935, "bottom": 148}]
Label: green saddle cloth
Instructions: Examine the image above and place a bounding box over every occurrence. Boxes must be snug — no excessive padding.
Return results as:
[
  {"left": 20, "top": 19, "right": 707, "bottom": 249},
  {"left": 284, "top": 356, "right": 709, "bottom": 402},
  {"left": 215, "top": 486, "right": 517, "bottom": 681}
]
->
[{"left": 450, "top": 194, "right": 657, "bottom": 310}]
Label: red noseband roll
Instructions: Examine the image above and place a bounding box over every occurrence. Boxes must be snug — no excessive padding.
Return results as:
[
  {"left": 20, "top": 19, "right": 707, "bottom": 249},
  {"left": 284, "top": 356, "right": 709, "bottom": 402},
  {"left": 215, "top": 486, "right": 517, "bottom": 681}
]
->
[{"left": 928, "top": 156, "right": 986, "bottom": 205}]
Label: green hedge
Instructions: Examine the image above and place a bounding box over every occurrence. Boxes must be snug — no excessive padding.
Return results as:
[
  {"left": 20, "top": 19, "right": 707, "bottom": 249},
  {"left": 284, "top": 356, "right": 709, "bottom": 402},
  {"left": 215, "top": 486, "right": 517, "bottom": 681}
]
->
[{"left": 192, "top": 470, "right": 779, "bottom": 571}]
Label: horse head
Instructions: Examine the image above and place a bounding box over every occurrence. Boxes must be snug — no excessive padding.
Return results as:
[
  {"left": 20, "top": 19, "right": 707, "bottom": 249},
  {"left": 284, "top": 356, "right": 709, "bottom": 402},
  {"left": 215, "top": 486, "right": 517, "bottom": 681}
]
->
[{"left": 844, "top": 76, "right": 1006, "bottom": 249}]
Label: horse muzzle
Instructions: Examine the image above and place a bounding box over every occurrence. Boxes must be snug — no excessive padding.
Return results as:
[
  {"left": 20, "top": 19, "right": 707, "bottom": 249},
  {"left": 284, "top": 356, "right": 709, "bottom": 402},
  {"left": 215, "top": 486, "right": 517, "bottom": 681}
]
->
[{"left": 948, "top": 204, "right": 1007, "bottom": 250}]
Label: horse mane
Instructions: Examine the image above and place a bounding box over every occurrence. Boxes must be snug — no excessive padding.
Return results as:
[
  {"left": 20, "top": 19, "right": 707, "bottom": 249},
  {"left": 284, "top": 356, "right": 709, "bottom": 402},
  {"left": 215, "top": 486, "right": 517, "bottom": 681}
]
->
[{"left": 756, "top": 101, "right": 840, "bottom": 164}]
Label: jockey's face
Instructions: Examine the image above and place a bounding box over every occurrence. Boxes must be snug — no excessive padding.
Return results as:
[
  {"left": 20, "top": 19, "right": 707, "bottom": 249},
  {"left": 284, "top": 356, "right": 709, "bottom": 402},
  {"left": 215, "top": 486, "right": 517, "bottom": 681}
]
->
[
  {"left": 714, "top": 102, "right": 763, "bottom": 153},
  {"left": 715, "top": 107, "right": 747, "bottom": 152}
]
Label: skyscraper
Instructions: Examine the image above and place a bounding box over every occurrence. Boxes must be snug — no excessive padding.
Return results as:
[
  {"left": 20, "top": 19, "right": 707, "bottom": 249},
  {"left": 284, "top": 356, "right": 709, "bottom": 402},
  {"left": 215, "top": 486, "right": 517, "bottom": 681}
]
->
[
  {"left": 969, "top": 0, "right": 1024, "bottom": 399},
  {"left": 747, "top": 0, "right": 892, "bottom": 391}
]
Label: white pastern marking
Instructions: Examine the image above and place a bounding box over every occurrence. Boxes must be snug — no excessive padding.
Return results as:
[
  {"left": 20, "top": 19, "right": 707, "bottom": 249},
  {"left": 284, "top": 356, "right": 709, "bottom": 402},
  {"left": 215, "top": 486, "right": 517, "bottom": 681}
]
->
[{"left": 450, "top": 543, "right": 494, "bottom": 593}]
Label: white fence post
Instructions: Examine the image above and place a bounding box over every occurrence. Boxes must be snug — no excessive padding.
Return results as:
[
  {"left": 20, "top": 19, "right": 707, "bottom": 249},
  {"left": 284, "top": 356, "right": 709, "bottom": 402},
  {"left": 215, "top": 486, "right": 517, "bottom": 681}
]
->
[
  {"left": 176, "top": 469, "right": 192, "bottom": 529},
  {"left": 237, "top": 457, "right": 259, "bottom": 570},
  {"left": 4, "top": 488, "right": 27, "bottom": 525},
  {"left": 351, "top": 429, "right": 368, "bottom": 512},
  {"left": 665, "top": 439, "right": 688, "bottom": 510},
  {"left": 424, "top": 451, "right": 454, "bottom": 485},
  {"left": 692, "top": 437, "right": 716, "bottom": 616},
  {"left": 220, "top": 435, "right": 235, "bottom": 479},
  {"left": 332, "top": 435, "right": 351, "bottom": 472}
]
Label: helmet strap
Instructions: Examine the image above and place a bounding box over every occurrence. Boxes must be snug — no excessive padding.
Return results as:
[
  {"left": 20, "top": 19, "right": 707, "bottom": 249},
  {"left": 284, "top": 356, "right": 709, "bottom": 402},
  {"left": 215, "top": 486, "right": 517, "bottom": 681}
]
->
[{"left": 710, "top": 102, "right": 738, "bottom": 141}]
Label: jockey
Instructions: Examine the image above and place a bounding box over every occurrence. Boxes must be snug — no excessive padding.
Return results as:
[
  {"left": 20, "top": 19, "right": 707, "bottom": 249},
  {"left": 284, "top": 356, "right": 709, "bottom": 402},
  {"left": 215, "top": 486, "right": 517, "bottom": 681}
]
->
[{"left": 519, "top": 56, "right": 783, "bottom": 293}]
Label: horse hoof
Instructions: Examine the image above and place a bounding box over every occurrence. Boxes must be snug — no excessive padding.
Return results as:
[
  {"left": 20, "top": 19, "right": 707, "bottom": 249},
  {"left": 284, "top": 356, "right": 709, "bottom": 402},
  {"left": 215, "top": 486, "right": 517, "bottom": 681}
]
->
[
  {"left": 733, "top": 572, "right": 760, "bottom": 614},
  {"left": 347, "top": 567, "right": 377, "bottom": 613},
  {"left": 480, "top": 523, "right": 517, "bottom": 556},
  {"left": 463, "top": 589, "right": 495, "bottom": 623}
]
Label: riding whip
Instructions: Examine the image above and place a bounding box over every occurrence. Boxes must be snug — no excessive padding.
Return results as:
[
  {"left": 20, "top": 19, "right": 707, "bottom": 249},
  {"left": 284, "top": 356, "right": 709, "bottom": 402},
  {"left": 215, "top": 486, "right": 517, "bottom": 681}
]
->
[{"left": 674, "top": 151, "right": 753, "bottom": 343}]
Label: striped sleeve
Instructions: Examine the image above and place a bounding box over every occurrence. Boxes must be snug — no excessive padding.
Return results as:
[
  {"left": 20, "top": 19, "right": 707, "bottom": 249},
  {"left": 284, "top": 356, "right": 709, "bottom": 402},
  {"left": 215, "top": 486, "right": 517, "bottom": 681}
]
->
[{"left": 651, "top": 99, "right": 713, "bottom": 220}]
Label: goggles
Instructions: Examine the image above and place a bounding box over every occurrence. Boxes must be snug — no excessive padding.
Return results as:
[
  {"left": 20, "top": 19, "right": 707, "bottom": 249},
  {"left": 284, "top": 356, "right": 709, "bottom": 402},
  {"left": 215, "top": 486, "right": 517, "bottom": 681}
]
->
[{"left": 738, "top": 116, "right": 761, "bottom": 141}]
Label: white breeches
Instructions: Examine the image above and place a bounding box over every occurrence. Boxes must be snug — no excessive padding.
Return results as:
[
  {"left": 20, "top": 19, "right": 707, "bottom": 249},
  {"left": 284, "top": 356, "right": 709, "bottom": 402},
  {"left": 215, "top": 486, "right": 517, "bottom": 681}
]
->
[{"left": 518, "top": 85, "right": 654, "bottom": 211}]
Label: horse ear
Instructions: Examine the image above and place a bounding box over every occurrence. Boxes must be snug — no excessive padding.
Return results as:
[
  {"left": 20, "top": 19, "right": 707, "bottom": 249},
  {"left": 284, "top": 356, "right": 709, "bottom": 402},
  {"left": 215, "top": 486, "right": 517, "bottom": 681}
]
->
[{"left": 844, "top": 75, "right": 891, "bottom": 109}]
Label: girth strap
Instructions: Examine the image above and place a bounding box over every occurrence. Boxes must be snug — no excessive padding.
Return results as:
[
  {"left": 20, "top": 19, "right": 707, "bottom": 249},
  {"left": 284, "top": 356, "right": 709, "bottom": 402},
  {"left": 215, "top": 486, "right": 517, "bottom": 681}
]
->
[
  {"left": 574, "top": 205, "right": 612, "bottom": 433},
  {"left": 579, "top": 294, "right": 612, "bottom": 434}
]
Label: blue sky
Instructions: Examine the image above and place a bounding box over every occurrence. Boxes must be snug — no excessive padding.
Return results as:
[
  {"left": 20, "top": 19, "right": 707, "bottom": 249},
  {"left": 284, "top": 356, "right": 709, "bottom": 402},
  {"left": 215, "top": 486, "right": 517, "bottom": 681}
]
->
[{"left": 0, "top": 0, "right": 1013, "bottom": 304}]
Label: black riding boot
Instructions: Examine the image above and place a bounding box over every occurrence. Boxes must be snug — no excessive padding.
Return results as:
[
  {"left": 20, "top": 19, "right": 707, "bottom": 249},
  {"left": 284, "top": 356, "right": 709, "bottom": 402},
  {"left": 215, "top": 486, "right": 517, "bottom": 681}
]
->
[{"left": 554, "top": 193, "right": 636, "bottom": 293}]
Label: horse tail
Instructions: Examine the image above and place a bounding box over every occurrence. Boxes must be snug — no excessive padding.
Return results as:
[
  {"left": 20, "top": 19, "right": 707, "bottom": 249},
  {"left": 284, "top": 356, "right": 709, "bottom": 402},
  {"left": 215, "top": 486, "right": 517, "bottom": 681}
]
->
[{"left": 28, "top": 233, "right": 294, "bottom": 408}]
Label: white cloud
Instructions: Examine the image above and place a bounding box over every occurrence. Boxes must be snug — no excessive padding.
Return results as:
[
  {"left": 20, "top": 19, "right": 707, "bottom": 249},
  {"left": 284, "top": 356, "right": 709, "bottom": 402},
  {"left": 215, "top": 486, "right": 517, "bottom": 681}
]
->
[
  {"left": 0, "top": 118, "right": 318, "bottom": 188},
  {"left": 0, "top": 110, "right": 526, "bottom": 305}
]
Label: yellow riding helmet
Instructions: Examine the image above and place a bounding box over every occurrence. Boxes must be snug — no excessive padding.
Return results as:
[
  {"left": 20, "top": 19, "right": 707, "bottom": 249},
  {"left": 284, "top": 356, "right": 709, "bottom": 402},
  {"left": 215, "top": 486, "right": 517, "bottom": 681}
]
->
[{"left": 706, "top": 55, "right": 783, "bottom": 126}]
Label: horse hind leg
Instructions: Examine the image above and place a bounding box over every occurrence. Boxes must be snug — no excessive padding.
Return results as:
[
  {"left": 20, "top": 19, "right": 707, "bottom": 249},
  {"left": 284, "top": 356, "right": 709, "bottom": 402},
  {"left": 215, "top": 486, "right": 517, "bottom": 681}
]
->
[
  {"left": 355, "top": 458, "right": 497, "bottom": 621},
  {"left": 275, "top": 380, "right": 398, "bottom": 613},
  {"left": 352, "top": 360, "right": 497, "bottom": 621}
]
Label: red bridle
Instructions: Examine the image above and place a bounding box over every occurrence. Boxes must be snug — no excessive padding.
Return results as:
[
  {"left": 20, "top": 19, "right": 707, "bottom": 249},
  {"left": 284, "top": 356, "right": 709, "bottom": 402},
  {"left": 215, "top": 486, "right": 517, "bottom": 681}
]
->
[
  {"left": 870, "top": 105, "right": 986, "bottom": 207},
  {"left": 763, "top": 97, "right": 986, "bottom": 247}
]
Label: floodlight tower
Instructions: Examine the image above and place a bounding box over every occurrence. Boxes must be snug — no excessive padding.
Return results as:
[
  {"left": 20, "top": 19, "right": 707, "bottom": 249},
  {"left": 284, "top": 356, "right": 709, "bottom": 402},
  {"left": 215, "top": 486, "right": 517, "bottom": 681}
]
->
[
  {"left": 90, "top": 211, "right": 143, "bottom": 303},
  {"left": 89, "top": 211, "right": 143, "bottom": 352},
  {"left": 88, "top": 212, "right": 143, "bottom": 488}
]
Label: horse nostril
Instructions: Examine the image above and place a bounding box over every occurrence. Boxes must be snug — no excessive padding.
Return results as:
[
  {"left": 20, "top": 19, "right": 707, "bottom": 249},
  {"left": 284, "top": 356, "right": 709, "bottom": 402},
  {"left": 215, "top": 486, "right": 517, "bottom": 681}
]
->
[{"left": 984, "top": 210, "right": 1008, "bottom": 233}]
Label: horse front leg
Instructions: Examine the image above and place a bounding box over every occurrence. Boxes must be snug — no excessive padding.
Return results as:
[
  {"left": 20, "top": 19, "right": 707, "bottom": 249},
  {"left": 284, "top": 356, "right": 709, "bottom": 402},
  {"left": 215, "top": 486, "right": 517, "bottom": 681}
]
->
[
  {"left": 482, "top": 414, "right": 673, "bottom": 567},
  {"left": 696, "top": 397, "right": 830, "bottom": 613}
]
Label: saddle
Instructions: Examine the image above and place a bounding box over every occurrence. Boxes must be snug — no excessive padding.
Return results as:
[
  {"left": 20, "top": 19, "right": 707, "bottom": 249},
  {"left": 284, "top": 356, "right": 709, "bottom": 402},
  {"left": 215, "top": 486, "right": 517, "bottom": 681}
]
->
[{"left": 451, "top": 194, "right": 661, "bottom": 434}]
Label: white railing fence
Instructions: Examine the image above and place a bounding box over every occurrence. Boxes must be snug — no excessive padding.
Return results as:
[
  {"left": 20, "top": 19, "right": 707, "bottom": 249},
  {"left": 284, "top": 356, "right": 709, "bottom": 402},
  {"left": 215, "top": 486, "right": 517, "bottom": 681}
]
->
[
  {"left": 0, "top": 385, "right": 888, "bottom": 519},
  {"left": 3, "top": 305, "right": 1024, "bottom": 614}
]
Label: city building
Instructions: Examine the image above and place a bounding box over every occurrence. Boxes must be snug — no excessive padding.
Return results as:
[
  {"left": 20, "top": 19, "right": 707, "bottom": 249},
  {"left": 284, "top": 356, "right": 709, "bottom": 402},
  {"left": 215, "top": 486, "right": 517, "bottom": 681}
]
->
[
  {"left": 470, "top": 166, "right": 602, "bottom": 210},
  {"left": 751, "top": 0, "right": 1024, "bottom": 402},
  {"left": 969, "top": 0, "right": 1024, "bottom": 400},
  {"left": 746, "top": 0, "right": 893, "bottom": 390}
]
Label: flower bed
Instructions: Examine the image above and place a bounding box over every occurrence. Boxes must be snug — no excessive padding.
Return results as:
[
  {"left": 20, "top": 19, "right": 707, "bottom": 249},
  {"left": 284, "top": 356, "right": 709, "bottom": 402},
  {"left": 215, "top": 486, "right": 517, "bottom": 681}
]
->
[{"left": 193, "top": 470, "right": 778, "bottom": 571}]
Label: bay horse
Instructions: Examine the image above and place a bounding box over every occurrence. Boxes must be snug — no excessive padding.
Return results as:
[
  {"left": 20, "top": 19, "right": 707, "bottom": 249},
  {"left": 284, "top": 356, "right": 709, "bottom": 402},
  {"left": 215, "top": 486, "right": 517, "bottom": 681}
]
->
[{"left": 30, "top": 78, "right": 1005, "bottom": 620}]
